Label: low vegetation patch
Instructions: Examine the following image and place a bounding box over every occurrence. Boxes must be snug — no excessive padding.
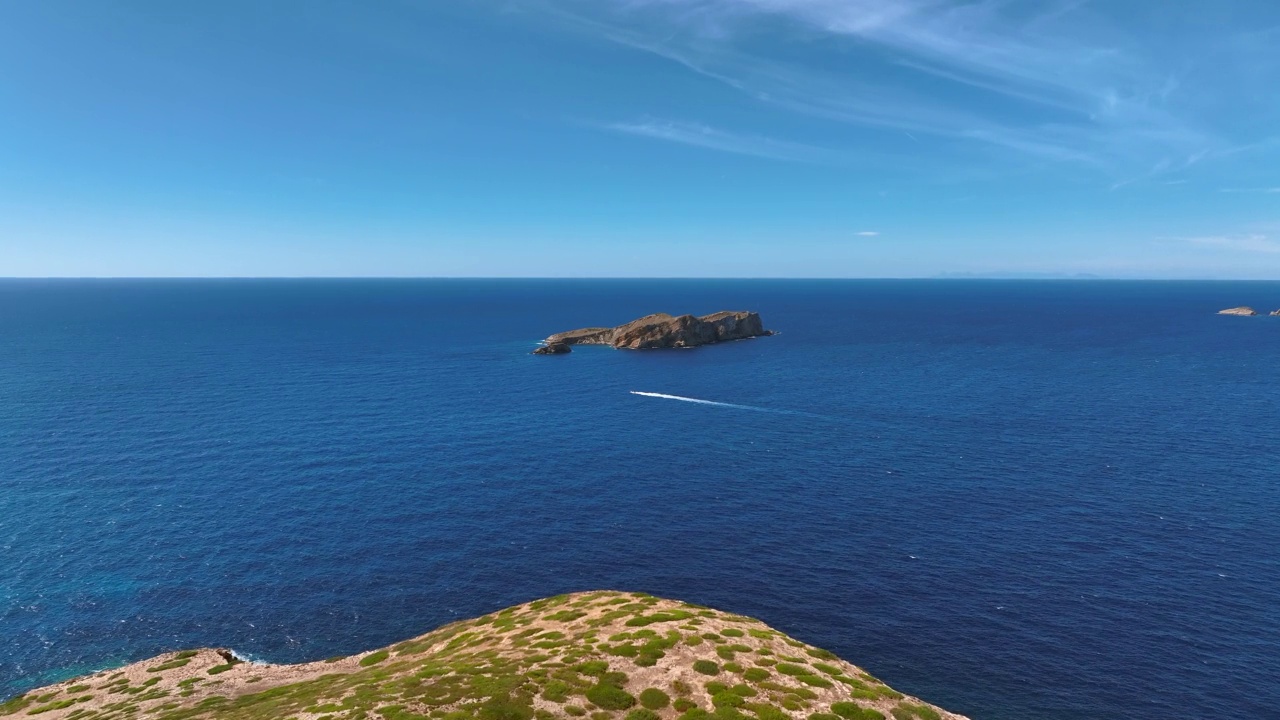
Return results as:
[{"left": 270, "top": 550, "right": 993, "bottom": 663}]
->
[
  {"left": 146, "top": 658, "right": 191, "bottom": 673},
  {"left": 891, "top": 704, "right": 942, "bottom": 720},
  {"left": 639, "top": 688, "right": 670, "bottom": 710},
  {"left": 359, "top": 650, "right": 390, "bottom": 667},
  {"left": 832, "top": 702, "right": 887, "bottom": 720},
  {"left": 586, "top": 683, "right": 635, "bottom": 711}
]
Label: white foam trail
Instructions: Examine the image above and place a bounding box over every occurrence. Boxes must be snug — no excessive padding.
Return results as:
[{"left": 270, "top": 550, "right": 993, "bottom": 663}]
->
[{"left": 629, "top": 391, "right": 771, "bottom": 412}]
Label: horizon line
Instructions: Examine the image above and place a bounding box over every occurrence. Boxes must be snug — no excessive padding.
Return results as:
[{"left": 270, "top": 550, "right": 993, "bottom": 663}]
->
[{"left": 4, "top": 276, "right": 1280, "bottom": 282}]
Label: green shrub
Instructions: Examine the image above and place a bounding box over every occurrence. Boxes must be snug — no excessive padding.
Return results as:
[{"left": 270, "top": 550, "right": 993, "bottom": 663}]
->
[
  {"left": 625, "top": 611, "right": 694, "bottom": 627},
  {"left": 565, "top": 706, "right": 587, "bottom": 716},
  {"left": 705, "top": 683, "right": 729, "bottom": 697},
  {"left": 639, "top": 689, "right": 670, "bottom": 710},
  {"left": 576, "top": 661, "right": 610, "bottom": 676},
  {"left": 797, "top": 675, "right": 832, "bottom": 688},
  {"left": 545, "top": 610, "right": 587, "bottom": 622},
  {"left": 713, "top": 706, "right": 749, "bottom": 720},
  {"left": 774, "top": 663, "right": 809, "bottom": 677},
  {"left": 586, "top": 684, "right": 636, "bottom": 711},
  {"left": 673, "top": 699, "right": 697, "bottom": 712},
  {"left": 832, "top": 702, "right": 885, "bottom": 720},
  {"left": 712, "top": 693, "right": 744, "bottom": 709},
  {"left": 541, "top": 681, "right": 571, "bottom": 703},
  {"left": 742, "top": 668, "right": 769, "bottom": 682},
  {"left": 751, "top": 706, "right": 788, "bottom": 720},
  {"left": 627, "top": 710, "right": 660, "bottom": 720},
  {"left": 601, "top": 672, "right": 630, "bottom": 687},
  {"left": 207, "top": 664, "right": 235, "bottom": 675},
  {"left": 810, "top": 714, "right": 841, "bottom": 720},
  {"left": 685, "top": 635, "right": 705, "bottom": 646},
  {"left": 679, "top": 710, "right": 712, "bottom": 720},
  {"left": 730, "top": 684, "right": 756, "bottom": 697},
  {"left": 890, "top": 704, "right": 940, "bottom": 720},
  {"left": 693, "top": 661, "right": 720, "bottom": 676},
  {"left": 478, "top": 697, "right": 535, "bottom": 720},
  {"left": 27, "top": 698, "right": 79, "bottom": 714},
  {"left": 721, "top": 628, "right": 744, "bottom": 637},
  {"left": 359, "top": 650, "right": 390, "bottom": 667}
]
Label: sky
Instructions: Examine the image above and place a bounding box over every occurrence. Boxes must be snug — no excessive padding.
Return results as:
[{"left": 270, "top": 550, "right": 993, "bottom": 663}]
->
[{"left": 2, "top": 0, "right": 1279, "bottom": 278}]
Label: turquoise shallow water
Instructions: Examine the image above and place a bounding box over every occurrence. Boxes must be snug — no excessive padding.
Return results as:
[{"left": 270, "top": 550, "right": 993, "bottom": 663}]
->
[{"left": 2, "top": 279, "right": 1278, "bottom": 719}]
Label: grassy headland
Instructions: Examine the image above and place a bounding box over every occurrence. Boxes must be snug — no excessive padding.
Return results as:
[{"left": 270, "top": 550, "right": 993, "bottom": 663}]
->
[{"left": 1, "top": 591, "right": 964, "bottom": 720}]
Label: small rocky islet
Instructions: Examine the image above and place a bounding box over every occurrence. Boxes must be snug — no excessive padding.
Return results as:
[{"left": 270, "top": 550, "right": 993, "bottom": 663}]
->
[
  {"left": 1217, "top": 306, "right": 1280, "bottom": 316},
  {"left": 534, "top": 312, "right": 772, "bottom": 354},
  {"left": 0, "top": 591, "right": 964, "bottom": 720}
]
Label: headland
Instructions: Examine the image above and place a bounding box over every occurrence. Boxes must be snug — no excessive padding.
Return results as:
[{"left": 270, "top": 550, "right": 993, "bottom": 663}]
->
[{"left": 1, "top": 591, "right": 963, "bottom": 720}]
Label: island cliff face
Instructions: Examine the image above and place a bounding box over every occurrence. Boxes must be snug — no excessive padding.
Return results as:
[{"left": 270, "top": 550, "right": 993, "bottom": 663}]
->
[
  {"left": 543, "top": 311, "right": 771, "bottom": 351},
  {"left": 1, "top": 591, "right": 967, "bottom": 720}
]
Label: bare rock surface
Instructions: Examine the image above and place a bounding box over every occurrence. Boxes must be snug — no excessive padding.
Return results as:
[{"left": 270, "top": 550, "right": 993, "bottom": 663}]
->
[{"left": 1218, "top": 306, "right": 1259, "bottom": 316}]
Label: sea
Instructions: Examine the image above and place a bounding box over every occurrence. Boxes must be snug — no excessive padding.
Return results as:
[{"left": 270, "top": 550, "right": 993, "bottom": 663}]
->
[{"left": 1, "top": 279, "right": 1277, "bottom": 720}]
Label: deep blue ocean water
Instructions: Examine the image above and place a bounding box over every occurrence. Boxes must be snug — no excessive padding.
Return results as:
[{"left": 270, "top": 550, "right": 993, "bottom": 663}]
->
[{"left": 2, "top": 279, "right": 1278, "bottom": 720}]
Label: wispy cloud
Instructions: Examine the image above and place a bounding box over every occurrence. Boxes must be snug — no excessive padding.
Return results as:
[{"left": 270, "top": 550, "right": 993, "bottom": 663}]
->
[
  {"left": 539, "top": 0, "right": 1272, "bottom": 181},
  {"left": 604, "top": 118, "right": 833, "bottom": 163},
  {"left": 1185, "top": 233, "right": 1280, "bottom": 254},
  {"left": 855, "top": 231, "right": 880, "bottom": 237},
  {"left": 1219, "top": 187, "right": 1280, "bottom": 194}
]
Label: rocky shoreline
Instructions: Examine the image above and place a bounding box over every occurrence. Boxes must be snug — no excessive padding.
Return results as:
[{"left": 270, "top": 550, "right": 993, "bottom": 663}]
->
[{"left": 535, "top": 311, "right": 772, "bottom": 353}]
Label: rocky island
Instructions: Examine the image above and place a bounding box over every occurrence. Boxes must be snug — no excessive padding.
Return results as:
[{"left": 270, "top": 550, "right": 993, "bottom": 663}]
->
[
  {"left": 537, "top": 312, "right": 772, "bottom": 353},
  {"left": 1217, "top": 306, "right": 1259, "bottom": 316},
  {"left": 0, "top": 591, "right": 965, "bottom": 720}
]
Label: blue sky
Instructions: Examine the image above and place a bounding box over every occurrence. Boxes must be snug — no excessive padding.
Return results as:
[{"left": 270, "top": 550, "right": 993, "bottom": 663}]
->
[{"left": 2, "top": 1, "right": 1279, "bottom": 277}]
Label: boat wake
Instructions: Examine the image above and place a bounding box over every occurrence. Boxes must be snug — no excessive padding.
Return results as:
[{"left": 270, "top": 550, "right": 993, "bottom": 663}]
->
[{"left": 629, "top": 391, "right": 777, "bottom": 413}]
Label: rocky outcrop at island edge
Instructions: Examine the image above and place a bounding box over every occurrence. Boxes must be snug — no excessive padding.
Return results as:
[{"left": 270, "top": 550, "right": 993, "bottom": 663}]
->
[
  {"left": 1218, "top": 306, "right": 1259, "bottom": 316},
  {"left": 541, "top": 311, "right": 772, "bottom": 350},
  {"left": 532, "top": 342, "right": 571, "bottom": 355}
]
